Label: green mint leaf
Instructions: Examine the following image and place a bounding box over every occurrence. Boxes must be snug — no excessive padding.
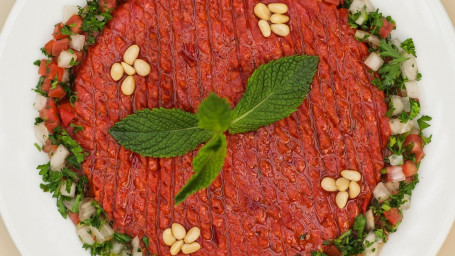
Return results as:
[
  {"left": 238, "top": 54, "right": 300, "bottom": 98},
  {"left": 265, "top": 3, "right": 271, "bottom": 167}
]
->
[
  {"left": 109, "top": 108, "right": 215, "bottom": 158},
  {"left": 228, "top": 55, "right": 318, "bottom": 134},
  {"left": 197, "top": 93, "right": 232, "bottom": 132},
  {"left": 175, "top": 133, "right": 227, "bottom": 204}
]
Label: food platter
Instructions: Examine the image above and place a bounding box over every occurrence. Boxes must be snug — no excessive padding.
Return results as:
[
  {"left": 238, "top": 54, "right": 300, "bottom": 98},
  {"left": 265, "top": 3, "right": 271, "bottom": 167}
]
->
[{"left": 1, "top": 0, "right": 455, "bottom": 255}]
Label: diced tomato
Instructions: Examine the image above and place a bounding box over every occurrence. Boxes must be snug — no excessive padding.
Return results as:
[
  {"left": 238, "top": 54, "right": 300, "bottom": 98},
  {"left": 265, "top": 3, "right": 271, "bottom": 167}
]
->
[
  {"left": 384, "top": 208, "right": 402, "bottom": 226},
  {"left": 324, "top": 245, "right": 341, "bottom": 256},
  {"left": 48, "top": 85, "right": 66, "bottom": 99},
  {"left": 415, "top": 149, "right": 425, "bottom": 163},
  {"left": 53, "top": 23, "right": 68, "bottom": 40},
  {"left": 402, "top": 160, "right": 418, "bottom": 177},
  {"left": 41, "top": 78, "right": 51, "bottom": 92},
  {"left": 69, "top": 211, "right": 80, "bottom": 225},
  {"left": 99, "top": 0, "right": 116, "bottom": 12},
  {"left": 43, "top": 140, "right": 59, "bottom": 158},
  {"left": 47, "top": 63, "right": 65, "bottom": 81},
  {"left": 322, "top": 0, "right": 340, "bottom": 5},
  {"left": 40, "top": 98, "right": 61, "bottom": 133},
  {"left": 66, "top": 14, "right": 83, "bottom": 34},
  {"left": 404, "top": 134, "right": 423, "bottom": 153},
  {"left": 38, "top": 60, "right": 48, "bottom": 76},
  {"left": 52, "top": 38, "right": 69, "bottom": 57},
  {"left": 379, "top": 19, "right": 395, "bottom": 38},
  {"left": 361, "top": 193, "right": 373, "bottom": 213},
  {"left": 64, "top": 124, "right": 75, "bottom": 137},
  {"left": 74, "top": 50, "right": 84, "bottom": 61},
  {"left": 58, "top": 102, "right": 75, "bottom": 114},
  {"left": 44, "top": 40, "right": 54, "bottom": 56},
  {"left": 58, "top": 102, "right": 76, "bottom": 127},
  {"left": 59, "top": 109, "right": 76, "bottom": 127}
]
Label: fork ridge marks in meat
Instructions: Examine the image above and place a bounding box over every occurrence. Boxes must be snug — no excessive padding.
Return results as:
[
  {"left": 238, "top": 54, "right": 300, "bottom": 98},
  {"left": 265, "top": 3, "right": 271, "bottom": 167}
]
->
[{"left": 72, "top": 0, "right": 391, "bottom": 255}]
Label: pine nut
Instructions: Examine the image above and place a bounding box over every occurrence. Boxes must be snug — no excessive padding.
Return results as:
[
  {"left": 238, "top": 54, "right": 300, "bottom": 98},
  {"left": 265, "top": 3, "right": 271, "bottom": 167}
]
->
[
  {"left": 110, "top": 63, "right": 124, "bottom": 81},
  {"left": 336, "top": 191, "right": 349, "bottom": 209},
  {"left": 258, "top": 20, "right": 271, "bottom": 38},
  {"left": 121, "top": 62, "right": 136, "bottom": 76},
  {"left": 181, "top": 242, "right": 201, "bottom": 254},
  {"left": 321, "top": 177, "right": 337, "bottom": 192},
  {"left": 123, "top": 44, "right": 140, "bottom": 65},
  {"left": 268, "top": 3, "right": 288, "bottom": 14},
  {"left": 349, "top": 181, "right": 361, "bottom": 199},
  {"left": 336, "top": 177, "right": 350, "bottom": 192},
  {"left": 270, "top": 14, "right": 289, "bottom": 24},
  {"left": 171, "top": 223, "right": 186, "bottom": 240},
  {"left": 254, "top": 3, "right": 271, "bottom": 20},
  {"left": 162, "top": 228, "right": 176, "bottom": 246},
  {"left": 134, "top": 59, "right": 151, "bottom": 76},
  {"left": 270, "top": 24, "right": 290, "bottom": 37},
  {"left": 341, "top": 170, "right": 362, "bottom": 181},
  {"left": 184, "top": 227, "right": 201, "bottom": 243},
  {"left": 121, "top": 76, "right": 136, "bottom": 96},
  {"left": 170, "top": 240, "right": 184, "bottom": 256}
]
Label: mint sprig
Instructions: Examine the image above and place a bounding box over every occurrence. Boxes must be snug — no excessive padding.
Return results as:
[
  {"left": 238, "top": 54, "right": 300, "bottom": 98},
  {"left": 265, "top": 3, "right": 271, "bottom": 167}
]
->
[
  {"left": 109, "top": 55, "right": 319, "bottom": 204},
  {"left": 109, "top": 108, "right": 215, "bottom": 158},
  {"left": 229, "top": 55, "right": 318, "bottom": 134},
  {"left": 197, "top": 93, "right": 233, "bottom": 132},
  {"left": 175, "top": 133, "right": 228, "bottom": 204}
]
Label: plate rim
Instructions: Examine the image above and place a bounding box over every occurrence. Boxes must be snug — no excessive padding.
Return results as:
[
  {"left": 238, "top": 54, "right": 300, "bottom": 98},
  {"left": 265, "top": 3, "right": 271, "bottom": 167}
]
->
[{"left": 0, "top": 0, "right": 455, "bottom": 255}]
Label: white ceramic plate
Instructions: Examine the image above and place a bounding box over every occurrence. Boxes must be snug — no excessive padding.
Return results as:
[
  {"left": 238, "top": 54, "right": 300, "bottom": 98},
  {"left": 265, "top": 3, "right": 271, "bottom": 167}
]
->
[{"left": 0, "top": 0, "right": 454, "bottom": 255}]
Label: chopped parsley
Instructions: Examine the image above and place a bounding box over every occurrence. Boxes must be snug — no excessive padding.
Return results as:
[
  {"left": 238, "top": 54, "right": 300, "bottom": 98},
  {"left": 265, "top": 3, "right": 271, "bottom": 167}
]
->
[
  {"left": 401, "top": 38, "right": 417, "bottom": 57},
  {"left": 79, "top": 1, "right": 113, "bottom": 45}
]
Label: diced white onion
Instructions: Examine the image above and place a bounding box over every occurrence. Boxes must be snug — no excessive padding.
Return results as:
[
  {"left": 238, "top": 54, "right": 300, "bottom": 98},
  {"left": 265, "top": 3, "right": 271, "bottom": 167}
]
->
[
  {"left": 70, "top": 34, "right": 86, "bottom": 51},
  {"left": 400, "top": 194, "right": 412, "bottom": 211},
  {"left": 364, "top": 52, "right": 384, "bottom": 72},
  {"left": 387, "top": 166, "right": 406, "bottom": 182},
  {"left": 365, "top": 209, "right": 375, "bottom": 231},
  {"left": 79, "top": 198, "right": 96, "bottom": 221},
  {"left": 50, "top": 144, "right": 70, "bottom": 171},
  {"left": 89, "top": 223, "right": 114, "bottom": 243},
  {"left": 405, "top": 81, "right": 420, "bottom": 99},
  {"left": 410, "top": 127, "right": 420, "bottom": 134},
  {"left": 384, "top": 182, "right": 400, "bottom": 192},
  {"left": 62, "top": 69, "right": 70, "bottom": 83},
  {"left": 349, "top": 0, "right": 375, "bottom": 13},
  {"left": 131, "top": 236, "right": 140, "bottom": 248},
  {"left": 63, "top": 6, "right": 79, "bottom": 23},
  {"left": 355, "top": 10, "right": 368, "bottom": 25},
  {"left": 33, "top": 94, "right": 48, "bottom": 111},
  {"left": 132, "top": 249, "right": 143, "bottom": 256},
  {"left": 76, "top": 224, "right": 95, "bottom": 245},
  {"left": 59, "top": 180, "right": 76, "bottom": 197},
  {"left": 401, "top": 53, "right": 418, "bottom": 81},
  {"left": 58, "top": 50, "right": 78, "bottom": 68},
  {"left": 373, "top": 182, "right": 391, "bottom": 203},
  {"left": 401, "top": 96, "right": 411, "bottom": 112},
  {"left": 130, "top": 236, "right": 143, "bottom": 256},
  {"left": 363, "top": 232, "right": 384, "bottom": 256},
  {"left": 121, "top": 250, "right": 132, "bottom": 256},
  {"left": 95, "top": 15, "right": 105, "bottom": 21},
  {"left": 112, "top": 240, "right": 125, "bottom": 254},
  {"left": 390, "top": 95, "right": 404, "bottom": 115},
  {"left": 391, "top": 38, "right": 404, "bottom": 53},
  {"left": 389, "top": 118, "right": 415, "bottom": 135},
  {"left": 63, "top": 198, "right": 75, "bottom": 210},
  {"left": 34, "top": 123, "right": 49, "bottom": 145},
  {"left": 355, "top": 30, "right": 380, "bottom": 48},
  {"left": 388, "top": 154, "right": 403, "bottom": 166}
]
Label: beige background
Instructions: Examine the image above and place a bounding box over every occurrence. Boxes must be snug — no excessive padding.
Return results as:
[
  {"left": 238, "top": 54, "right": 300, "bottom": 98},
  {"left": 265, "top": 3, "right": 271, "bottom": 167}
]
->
[{"left": 0, "top": 0, "right": 454, "bottom": 255}]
